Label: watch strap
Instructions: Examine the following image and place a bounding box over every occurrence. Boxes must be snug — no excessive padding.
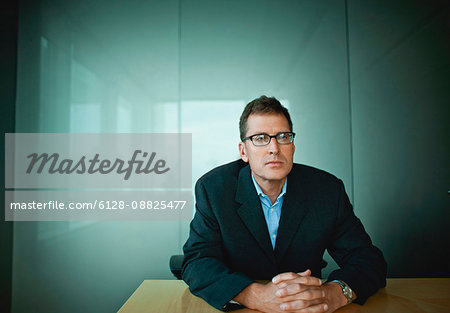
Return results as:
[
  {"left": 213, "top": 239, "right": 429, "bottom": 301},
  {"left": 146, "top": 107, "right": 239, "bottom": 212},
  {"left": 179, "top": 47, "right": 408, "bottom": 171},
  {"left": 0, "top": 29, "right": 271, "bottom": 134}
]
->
[{"left": 330, "top": 280, "right": 354, "bottom": 304}]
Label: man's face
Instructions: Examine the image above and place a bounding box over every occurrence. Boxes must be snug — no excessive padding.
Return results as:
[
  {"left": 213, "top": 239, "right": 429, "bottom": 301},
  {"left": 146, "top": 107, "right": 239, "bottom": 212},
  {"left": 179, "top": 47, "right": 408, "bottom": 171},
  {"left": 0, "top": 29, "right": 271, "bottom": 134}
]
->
[{"left": 239, "top": 113, "right": 295, "bottom": 185}]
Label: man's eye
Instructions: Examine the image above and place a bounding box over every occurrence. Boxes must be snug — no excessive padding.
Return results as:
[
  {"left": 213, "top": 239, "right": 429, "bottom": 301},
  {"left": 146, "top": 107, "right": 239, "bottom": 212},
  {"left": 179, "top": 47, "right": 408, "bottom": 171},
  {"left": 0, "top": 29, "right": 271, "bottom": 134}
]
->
[
  {"left": 278, "top": 133, "right": 287, "bottom": 139},
  {"left": 254, "top": 135, "right": 266, "bottom": 142}
]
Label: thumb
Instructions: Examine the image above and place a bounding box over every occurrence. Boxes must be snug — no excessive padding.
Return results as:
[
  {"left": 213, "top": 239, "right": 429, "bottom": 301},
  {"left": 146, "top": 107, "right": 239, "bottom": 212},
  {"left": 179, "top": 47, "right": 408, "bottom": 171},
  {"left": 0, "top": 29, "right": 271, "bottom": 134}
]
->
[{"left": 297, "top": 269, "right": 311, "bottom": 277}]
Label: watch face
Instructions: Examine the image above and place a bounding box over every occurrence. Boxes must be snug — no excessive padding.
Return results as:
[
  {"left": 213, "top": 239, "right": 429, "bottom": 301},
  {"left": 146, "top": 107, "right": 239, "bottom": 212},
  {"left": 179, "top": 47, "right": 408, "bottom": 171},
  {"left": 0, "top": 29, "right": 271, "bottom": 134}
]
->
[
  {"left": 344, "top": 286, "right": 353, "bottom": 301},
  {"left": 333, "top": 280, "right": 353, "bottom": 303}
]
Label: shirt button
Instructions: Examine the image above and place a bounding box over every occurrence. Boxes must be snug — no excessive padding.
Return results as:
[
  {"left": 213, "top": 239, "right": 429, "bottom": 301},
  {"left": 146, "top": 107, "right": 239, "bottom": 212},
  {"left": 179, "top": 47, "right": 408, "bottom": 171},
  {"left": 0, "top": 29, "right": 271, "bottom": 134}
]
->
[
  {"left": 272, "top": 234, "right": 276, "bottom": 239},
  {"left": 271, "top": 208, "right": 274, "bottom": 212}
]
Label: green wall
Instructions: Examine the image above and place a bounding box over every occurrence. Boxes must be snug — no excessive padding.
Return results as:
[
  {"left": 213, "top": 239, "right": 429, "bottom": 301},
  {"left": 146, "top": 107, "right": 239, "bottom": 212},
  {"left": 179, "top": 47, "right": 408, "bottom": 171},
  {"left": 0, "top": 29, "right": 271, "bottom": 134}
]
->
[
  {"left": 1, "top": 2, "right": 17, "bottom": 312},
  {"left": 8, "top": 0, "right": 450, "bottom": 312},
  {"left": 348, "top": 0, "right": 450, "bottom": 277}
]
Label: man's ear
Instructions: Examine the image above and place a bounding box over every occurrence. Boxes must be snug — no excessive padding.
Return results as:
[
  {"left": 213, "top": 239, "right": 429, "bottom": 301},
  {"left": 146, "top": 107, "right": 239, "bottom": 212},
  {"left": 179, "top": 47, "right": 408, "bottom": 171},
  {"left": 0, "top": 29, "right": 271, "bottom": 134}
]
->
[{"left": 238, "top": 142, "right": 249, "bottom": 163}]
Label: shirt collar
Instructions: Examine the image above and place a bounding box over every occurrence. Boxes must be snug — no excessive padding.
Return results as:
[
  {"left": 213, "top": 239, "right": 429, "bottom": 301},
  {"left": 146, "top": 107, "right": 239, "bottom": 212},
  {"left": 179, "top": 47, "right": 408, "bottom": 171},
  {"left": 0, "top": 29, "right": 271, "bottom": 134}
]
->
[{"left": 251, "top": 172, "right": 287, "bottom": 201}]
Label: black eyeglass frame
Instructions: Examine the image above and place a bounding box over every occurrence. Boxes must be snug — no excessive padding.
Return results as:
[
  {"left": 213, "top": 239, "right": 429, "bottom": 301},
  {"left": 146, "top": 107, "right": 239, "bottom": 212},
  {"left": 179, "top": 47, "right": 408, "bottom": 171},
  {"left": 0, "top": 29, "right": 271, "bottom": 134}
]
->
[{"left": 241, "top": 132, "right": 296, "bottom": 146}]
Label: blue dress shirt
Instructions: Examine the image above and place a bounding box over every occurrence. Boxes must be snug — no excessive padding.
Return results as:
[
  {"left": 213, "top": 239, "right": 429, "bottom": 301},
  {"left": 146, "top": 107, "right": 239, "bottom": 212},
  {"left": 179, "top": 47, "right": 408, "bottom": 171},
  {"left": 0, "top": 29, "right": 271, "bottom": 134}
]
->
[{"left": 251, "top": 173, "right": 287, "bottom": 250}]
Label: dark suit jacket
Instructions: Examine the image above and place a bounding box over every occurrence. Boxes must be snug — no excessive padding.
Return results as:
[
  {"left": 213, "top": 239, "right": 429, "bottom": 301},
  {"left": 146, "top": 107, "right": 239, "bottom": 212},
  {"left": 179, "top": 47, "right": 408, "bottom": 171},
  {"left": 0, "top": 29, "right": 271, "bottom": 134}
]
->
[{"left": 182, "top": 160, "right": 386, "bottom": 310}]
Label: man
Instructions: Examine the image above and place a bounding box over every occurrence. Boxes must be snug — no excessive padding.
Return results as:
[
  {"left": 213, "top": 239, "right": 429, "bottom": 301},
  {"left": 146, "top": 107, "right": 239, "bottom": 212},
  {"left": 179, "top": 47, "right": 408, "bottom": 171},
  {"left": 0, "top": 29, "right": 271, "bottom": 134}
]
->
[{"left": 182, "top": 96, "right": 387, "bottom": 312}]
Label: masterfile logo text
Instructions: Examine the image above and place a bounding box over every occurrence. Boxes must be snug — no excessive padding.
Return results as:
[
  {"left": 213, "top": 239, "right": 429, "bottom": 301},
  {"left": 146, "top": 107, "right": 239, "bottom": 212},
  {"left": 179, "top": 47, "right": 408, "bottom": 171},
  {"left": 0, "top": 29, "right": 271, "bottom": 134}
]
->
[
  {"left": 6, "top": 133, "right": 191, "bottom": 189},
  {"left": 4, "top": 133, "right": 193, "bottom": 221},
  {"left": 26, "top": 150, "right": 170, "bottom": 180}
]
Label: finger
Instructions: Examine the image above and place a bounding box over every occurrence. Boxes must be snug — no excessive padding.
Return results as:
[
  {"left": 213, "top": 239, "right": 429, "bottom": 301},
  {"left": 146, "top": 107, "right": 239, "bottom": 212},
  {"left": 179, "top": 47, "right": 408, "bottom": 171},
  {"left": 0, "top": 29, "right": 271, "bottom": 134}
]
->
[
  {"left": 290, "top": 276, "right": 322, "bottom": 287},
  {"left": 276, "top": 283, "right": 306, "bottom": 297},
  {"left": 297, "top": 288, "right": 326, "bottom": 301},
  {"left": 273, "top": 269, "right": 312, "bottom": 283},
  {"left": 276, "top": 285, "right": 325, "bottom": 299},
  {"left": 279, "top": 298, "right": 327, "bottom": 311},
  {"left": 273, "top": 271, "right": 322, "bottom": 287},
  {"left": 298, "top": 303, "right": 329, "bottom": 312},
  {"left": 277, "top": 281, "right": 291, "bottom": 288},
  {"left": 277, "top": 276, "right": 323, "bottom": 289},
  {"left": 272, "top": 272, "right": 299, "bottom": 284},
  {"left": 297, "top": 269, "right": 311, "bottom": 277},
  {"left": 275, "top": 270, "right": 311, "bottom": 288}
]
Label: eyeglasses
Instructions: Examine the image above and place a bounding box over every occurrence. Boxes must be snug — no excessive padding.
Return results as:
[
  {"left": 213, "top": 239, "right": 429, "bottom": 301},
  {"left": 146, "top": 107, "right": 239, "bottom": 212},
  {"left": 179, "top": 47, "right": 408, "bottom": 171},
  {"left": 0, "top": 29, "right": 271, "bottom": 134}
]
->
[{"left": 242, "top": 132, "right": 295, "bottom": 146}]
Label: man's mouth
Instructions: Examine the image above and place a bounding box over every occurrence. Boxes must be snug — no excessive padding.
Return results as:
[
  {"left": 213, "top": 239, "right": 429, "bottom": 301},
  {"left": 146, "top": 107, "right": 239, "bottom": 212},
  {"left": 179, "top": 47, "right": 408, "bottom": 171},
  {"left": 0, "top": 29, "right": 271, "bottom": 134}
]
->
[{"left": 266, "top": 160, "right": 283, "bottom": 166}]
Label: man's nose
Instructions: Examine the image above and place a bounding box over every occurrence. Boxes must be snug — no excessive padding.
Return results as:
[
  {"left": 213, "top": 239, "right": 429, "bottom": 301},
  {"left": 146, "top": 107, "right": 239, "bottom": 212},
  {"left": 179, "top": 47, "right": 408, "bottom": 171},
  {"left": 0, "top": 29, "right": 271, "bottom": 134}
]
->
[{"left": 267, "top": 137, "right": 280, "bottom": 154}]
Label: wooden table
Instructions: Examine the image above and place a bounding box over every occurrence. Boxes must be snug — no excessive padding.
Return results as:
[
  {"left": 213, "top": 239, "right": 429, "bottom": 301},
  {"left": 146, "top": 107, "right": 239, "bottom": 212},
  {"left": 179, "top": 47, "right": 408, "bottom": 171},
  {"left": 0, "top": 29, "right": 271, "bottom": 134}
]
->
[{"left": 118, "top": 278, "right": 450, "bottom": 313}]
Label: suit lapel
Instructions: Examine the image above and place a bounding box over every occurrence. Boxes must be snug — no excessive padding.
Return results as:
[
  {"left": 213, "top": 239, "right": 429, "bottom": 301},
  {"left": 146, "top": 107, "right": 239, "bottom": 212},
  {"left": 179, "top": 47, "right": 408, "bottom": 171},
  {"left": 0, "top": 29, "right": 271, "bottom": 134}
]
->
[
  {"left": 275, "top": 168, "right": 309, "bottom": 262},
  {"left": 235, "top": 165, "right": 276, "bottom": 265}
]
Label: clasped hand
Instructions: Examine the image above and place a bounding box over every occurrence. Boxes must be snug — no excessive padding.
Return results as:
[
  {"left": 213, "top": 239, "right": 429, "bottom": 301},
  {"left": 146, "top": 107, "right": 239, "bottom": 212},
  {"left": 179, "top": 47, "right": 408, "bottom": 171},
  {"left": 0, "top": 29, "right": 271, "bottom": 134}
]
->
[
  {"left": 270, "top": 269, "right": 328, "bottom": 312},
  {"left": 250, "top": 269, "right": 345, "bottom": 313},
  {"left": 236, "top": 269, "right": 347, "bottom": 313}
]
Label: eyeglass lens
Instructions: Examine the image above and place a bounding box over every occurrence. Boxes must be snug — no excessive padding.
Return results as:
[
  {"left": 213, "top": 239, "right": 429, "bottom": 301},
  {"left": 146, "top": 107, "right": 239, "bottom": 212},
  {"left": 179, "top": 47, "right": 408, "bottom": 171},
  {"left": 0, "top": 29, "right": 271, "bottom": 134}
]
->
[{"left": 251, "top": 133, "right": 293, "bottom": 146}]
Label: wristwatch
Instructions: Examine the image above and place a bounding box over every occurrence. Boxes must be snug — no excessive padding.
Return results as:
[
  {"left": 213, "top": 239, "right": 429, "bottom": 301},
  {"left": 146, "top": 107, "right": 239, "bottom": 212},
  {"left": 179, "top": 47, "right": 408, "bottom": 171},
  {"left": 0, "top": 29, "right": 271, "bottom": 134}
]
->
[{"left": 331, "top": 280, "right": 354, "bottom": 304}]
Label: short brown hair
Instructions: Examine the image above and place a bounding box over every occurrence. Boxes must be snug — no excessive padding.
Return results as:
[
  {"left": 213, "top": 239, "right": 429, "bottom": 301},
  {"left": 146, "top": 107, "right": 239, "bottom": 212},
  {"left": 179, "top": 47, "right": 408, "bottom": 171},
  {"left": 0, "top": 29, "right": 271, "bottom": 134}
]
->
[{"left": 239, "top": 96, "right": 293, "bottom": 140}]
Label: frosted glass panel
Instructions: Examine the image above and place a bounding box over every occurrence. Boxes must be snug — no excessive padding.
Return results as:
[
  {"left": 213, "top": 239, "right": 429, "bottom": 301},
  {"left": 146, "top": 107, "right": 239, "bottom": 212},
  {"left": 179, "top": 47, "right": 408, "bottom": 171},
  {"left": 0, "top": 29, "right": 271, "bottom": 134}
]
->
[
  {"left": 181, "top": 0, "right": 352, "bottom": 191},
  {"left": 182, "top": 100, "right": 243, "bottom": 181},
  {"left": 13, "top": 1, "right": 352, "bottom": 312},
  {"left": 348, "top": 0, "right": 450, "bottom": 277},
  {"left": 14, "top": 1, "right": 181, "bottom": 313}
]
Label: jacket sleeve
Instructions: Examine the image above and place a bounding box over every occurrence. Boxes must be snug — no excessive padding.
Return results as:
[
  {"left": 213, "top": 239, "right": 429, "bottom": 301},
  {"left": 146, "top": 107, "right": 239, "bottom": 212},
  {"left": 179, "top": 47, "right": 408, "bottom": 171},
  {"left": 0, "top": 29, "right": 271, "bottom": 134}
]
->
[
  {"left": 182, "top": 179, "right": 254, "bottom": 311},
  {"left": 326, "top": 180, "right": 387, "bottom": 304}
]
